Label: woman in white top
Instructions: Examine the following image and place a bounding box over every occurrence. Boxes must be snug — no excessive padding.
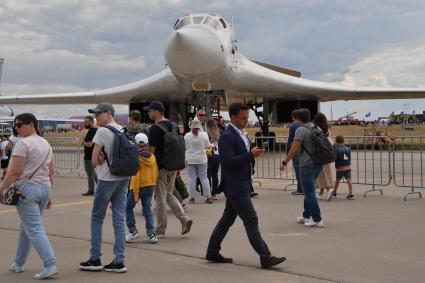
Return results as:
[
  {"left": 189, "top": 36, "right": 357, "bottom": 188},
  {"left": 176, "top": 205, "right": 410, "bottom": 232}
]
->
[
  {"left": 184, "top": 119, "right": 213, "bottom": 204},
  {"left": 206, "top": 120, "right": 221, "bottom": 199},
  {"left": 0, "top": 113, "right": 57, "bottom": 280}
]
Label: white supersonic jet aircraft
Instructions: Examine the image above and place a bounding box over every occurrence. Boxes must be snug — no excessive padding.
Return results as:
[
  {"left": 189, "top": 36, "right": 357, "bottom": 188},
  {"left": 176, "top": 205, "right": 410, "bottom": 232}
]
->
[{"left": 1, "top": 12, "right": 425, "bottom": 133}]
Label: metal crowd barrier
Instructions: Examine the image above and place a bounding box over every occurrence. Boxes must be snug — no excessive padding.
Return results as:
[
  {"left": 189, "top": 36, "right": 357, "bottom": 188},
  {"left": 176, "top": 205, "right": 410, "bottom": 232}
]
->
[
  {"left": 252, "top": 135, "right": 425, "bottom": 201},
  {"left": 253, "top": 136, "right": 297, "bottom": 191},
  {"left": 343, "top": 136, "right": 392, "bottom": 197},
  {"left": 45, "top": 137, "right": 83, "bottom": 176},
  {"left": 392, "top": 136, "right": 424, "bottom": 201},
  {"left": 42, "top": 134, "right": 425, "bottom": 201}
]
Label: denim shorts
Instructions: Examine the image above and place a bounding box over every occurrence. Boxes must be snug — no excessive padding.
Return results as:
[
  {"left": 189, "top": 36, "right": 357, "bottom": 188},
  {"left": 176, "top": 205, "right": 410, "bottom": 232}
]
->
[{"left": 336, "top": 170, "right": 351, "bottom": 181}]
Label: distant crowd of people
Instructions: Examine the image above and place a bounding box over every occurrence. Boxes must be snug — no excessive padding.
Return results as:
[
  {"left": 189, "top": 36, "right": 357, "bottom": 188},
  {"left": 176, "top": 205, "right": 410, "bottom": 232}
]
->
[{"left": 0, "top": 100, "right": 358, "bottom": 279}]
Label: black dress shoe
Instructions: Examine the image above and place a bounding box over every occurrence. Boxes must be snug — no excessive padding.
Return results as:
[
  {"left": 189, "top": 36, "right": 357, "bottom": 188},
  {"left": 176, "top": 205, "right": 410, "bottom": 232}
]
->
[
  {"left": 82, "top": 191, "right": 94, "bottom": 196},
  {"left": 261, "top": 256, "right": 286, "bottom": 269},
  {"left": 206, "top": 253, "right": 233, "bottom": 263}
]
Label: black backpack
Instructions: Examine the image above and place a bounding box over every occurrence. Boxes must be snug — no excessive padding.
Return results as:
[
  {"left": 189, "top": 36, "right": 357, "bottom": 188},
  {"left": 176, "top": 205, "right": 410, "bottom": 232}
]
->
[
  {"left": 103, "top": 125, "right": 140, "bottom": 176},
  {"left": 154, "top": 122, "right": 186, "bottom": 171},
  {"left": 301, "top": 125, "right": 336, "bottom": 165}
]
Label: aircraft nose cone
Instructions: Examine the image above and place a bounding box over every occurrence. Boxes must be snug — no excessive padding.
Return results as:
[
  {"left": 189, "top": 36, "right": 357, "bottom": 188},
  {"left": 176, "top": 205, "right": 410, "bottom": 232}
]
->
[{"left": 165, "top": 27, "right": 224, "bottom": 76}]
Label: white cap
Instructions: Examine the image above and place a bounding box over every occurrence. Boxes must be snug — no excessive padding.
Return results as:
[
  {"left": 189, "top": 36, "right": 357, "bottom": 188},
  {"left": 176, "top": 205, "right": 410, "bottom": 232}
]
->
[{"left": 135, "top": 133, "right": 149, "bottom": 145}]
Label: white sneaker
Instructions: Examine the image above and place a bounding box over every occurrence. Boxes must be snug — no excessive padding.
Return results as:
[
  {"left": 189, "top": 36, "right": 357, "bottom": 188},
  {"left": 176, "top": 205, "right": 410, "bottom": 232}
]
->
[
  {"left": 304, "top": 219, "right": 324, "bottom": 228},
  {"left": 296, "top": 216, "right": 310, "bottom": 224},
  {"left": 157, "top": 233, "right": 166, "bottom": 239},
  {"left": 10, "top": 262, "right": 24, "bottom": 273},
  {"left": 327, "top": 190, "right": 334, "bottom": 201},
  {"left": 126, "top": 231, "right": 140, "bottom": 242},
  {"left": 144, "top": 234, "right": 159, "bottom": 244}
]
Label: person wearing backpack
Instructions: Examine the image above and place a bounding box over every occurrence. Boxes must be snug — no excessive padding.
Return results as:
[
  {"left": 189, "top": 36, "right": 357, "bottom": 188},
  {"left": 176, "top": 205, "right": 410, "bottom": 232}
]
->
[
  {"left": 280, "top": 108, "right": 325, "bottom": 228},
  {"left": 313, "top": 113, "right": 334, "bottom": 201},
  {"left": 145, "top": 100, "right": 193, "bottom": 238},
  {"left": 332, "top": 135, "right": 354, "bottom": 199},
  {"left": 80, "top": 102, "right": 132, "bottom": 273}
]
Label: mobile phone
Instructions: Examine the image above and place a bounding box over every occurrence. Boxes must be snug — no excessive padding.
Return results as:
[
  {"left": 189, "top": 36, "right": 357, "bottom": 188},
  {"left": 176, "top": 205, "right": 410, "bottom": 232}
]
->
[{"left": 259, "top": 141, "right": 269, "bottom": 149}]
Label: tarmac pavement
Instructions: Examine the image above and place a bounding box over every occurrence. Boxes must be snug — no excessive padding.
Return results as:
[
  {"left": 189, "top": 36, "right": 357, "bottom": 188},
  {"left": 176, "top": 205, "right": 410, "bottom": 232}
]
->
[{"left": 0, "top": 175, "right": 424, "bottom": 283}]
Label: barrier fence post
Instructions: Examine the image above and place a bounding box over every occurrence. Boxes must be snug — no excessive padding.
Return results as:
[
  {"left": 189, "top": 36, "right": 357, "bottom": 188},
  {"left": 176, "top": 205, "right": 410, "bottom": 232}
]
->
[{"left": 393, "top": 136, "right": 423, "bottom": 201}]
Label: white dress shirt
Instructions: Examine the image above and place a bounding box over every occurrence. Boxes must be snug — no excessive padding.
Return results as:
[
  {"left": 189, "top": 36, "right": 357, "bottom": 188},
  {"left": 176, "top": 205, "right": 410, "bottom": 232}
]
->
[{"left": 230, "top": 123, "right": 250, "bottom": 152}]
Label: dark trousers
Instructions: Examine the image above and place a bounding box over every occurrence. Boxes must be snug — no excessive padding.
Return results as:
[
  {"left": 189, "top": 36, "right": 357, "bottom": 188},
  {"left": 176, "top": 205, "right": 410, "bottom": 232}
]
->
[
  {"left": 207, "top": 155, "right": 220, "bottom": 194},
  {"left": 207, "top": 196, "right": 271, "bottom": 262}
]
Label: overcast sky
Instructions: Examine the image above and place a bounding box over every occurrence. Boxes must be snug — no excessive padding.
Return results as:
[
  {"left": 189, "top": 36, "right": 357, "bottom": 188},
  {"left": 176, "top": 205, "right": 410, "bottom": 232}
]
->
[{"left": 1, "top": 0, "right": 425, "bottom": 120}]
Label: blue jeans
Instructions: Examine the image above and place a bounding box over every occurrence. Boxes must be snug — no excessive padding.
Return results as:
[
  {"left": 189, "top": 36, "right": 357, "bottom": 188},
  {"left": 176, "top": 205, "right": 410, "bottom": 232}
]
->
[
  {"left": 15, "top": 182, "right": 56, "bottom": 268},
  {"left": 299, "top": 163, "right": 323, "bottom": 222},
  {"left": 90, "top": 179, "right": 129, "bottom": 264},
  {"left": 126, "top": 186, "right": 155, "bottom": 235},
  {"left": 293, "top": 155, "right": 302, "bottom": 192}
]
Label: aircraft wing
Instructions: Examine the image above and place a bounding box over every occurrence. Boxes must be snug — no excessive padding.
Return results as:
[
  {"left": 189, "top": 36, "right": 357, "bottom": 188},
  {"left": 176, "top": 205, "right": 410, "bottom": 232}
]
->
[
  {"left": 231, "top": 57, "right": 425, "bottom": 102},
  {"left": 0, "top": 68, "right": 188, "bottom": 104}
]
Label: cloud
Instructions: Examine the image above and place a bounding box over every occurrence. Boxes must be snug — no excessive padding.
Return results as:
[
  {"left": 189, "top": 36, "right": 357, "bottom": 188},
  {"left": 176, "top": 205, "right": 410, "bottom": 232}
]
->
[{"left": 1, "top": 1, "right": 425, "bottom": 119}]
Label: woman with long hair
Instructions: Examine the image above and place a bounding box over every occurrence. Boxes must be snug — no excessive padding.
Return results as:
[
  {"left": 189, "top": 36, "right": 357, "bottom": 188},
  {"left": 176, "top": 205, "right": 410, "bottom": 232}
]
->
[
  {"left": 0, "top": 113, "right": 57, "bottom": 279},
  {"left": 206, "top": 119, "right": 221, "bottom": 199},
  {"left": 313, "top": 112, "right": 334, "bottom": 201}
]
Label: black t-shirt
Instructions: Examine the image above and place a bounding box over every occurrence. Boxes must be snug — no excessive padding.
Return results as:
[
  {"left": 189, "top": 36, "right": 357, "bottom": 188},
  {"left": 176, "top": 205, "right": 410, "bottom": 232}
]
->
[
  {"left": 148, "top": 120, "right": 176, "bottom": 170},
  {"left": 84, "top": 127, "right": 97, "bottom": 160}
]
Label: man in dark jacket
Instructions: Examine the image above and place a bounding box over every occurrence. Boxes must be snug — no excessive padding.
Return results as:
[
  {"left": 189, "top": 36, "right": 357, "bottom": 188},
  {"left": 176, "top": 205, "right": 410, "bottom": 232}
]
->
[{"left": 206, "top": 103, "right": 286, "bottom": 269}]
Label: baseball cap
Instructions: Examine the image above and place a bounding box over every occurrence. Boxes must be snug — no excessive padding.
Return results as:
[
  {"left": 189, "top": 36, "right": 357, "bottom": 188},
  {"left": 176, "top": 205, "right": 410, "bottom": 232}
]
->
[
  {"left": 143, "top": 101, "right": 165, "bottom": 113},
  {"left": 135, "top": 133, "right": 149, "bottom": 145},
  {"left": 88, "top": 102, "right": 115, "bottom": 115}
]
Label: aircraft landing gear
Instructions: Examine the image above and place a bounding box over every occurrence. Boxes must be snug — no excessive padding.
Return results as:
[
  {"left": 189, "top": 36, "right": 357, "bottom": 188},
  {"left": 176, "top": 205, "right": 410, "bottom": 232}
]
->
[
  {"left": 249, "top": 103, "right": 269, "bottom": 136},
  {"left": 191, "top": 90, "right": 224, "bottom": 121}
]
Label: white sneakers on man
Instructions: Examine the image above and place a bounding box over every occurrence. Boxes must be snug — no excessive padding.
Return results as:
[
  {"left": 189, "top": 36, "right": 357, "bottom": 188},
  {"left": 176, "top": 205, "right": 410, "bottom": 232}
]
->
[
  {"left": 296, "top": 216, "right": 309, "bottom": 224},
  {"left": 126, "top": 231, "right": 141, "bottom": 242},
  {"left": 304, "top": 218, "right": 324, "bottom": 228},
  {"left": 297, "top": 216, "right": 324, "bottom": 228}
]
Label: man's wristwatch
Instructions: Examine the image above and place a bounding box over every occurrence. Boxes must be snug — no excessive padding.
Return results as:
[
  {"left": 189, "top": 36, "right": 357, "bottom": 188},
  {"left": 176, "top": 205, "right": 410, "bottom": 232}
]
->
[{"left": 282, "top": 160, "right": 287, "bottom": 166}]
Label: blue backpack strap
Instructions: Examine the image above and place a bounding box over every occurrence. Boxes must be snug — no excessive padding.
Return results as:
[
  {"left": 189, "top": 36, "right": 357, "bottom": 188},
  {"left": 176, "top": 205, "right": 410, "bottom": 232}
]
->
[{"left": 104, "top": 124, "right": 121, "bottom": 134}]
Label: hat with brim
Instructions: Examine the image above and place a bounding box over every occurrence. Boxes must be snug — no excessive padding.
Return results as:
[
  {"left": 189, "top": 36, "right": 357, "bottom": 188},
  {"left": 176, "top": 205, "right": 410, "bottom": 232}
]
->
[
  {"left": 190, "top": 119, "right": 202, "bottom": 129},
  {"left": 88, "top": 102, "right": 115, "bottom": 115}
]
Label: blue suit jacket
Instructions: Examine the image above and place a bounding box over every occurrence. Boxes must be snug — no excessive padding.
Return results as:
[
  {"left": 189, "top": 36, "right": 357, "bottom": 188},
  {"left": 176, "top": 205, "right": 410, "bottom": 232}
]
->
[{"left": 217, "top": 125, "right": 254, "bottom": 198}]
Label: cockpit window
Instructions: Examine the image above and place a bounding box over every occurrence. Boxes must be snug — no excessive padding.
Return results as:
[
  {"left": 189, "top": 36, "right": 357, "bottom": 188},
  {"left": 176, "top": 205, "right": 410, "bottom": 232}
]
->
[
  {"left": 204, "top": 16, "right": 221, "bottom": 30},
  {"left": 219, "top": 18, "right": 226, "bottom": 29},
  {"left": 175, "top": 17, "right": 191, "bottom": 30},
  {"left": 174, "top": 15, "right": 225, "bottom": 30},
  {"left": 192, "top": 16, "right": 204, "bottom": 24}
]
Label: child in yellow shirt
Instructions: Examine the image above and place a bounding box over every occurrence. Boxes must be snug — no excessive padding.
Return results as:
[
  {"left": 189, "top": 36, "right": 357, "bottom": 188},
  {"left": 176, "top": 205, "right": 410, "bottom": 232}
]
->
[{"left": 126, "top": 133, "right": 159, "bottom": 243}]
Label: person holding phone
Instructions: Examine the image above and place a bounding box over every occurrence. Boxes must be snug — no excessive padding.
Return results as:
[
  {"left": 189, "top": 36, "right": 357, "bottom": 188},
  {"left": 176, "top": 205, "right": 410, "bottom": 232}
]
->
[{"left": 206, "top": 103, "right": 286, "bottom": 268}]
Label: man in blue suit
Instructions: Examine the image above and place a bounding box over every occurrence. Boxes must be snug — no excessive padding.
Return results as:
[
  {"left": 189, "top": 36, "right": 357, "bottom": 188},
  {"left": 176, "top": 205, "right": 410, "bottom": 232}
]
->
[{"left": 206, "top": 103, "right": 286, "bottom": 269}]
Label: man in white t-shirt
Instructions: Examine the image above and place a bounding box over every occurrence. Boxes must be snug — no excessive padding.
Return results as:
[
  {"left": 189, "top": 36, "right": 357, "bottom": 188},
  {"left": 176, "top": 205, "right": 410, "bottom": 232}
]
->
[{"left": 79, "top": 102, "right": 129, "bottom": 273}]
